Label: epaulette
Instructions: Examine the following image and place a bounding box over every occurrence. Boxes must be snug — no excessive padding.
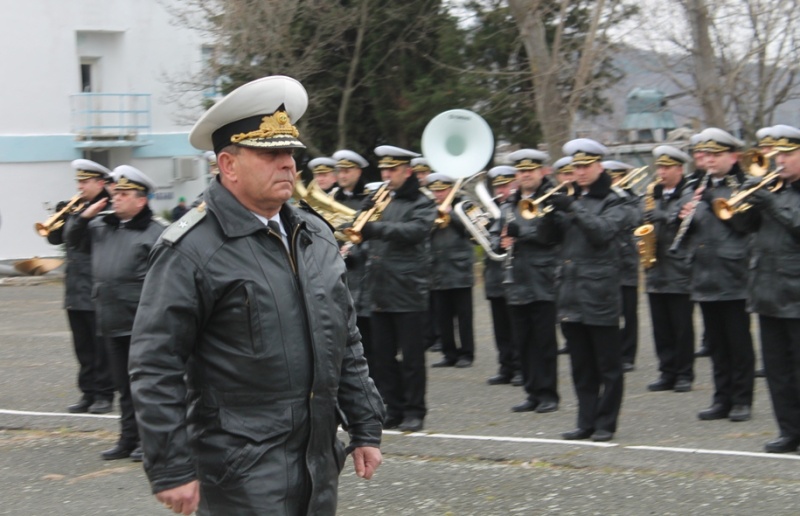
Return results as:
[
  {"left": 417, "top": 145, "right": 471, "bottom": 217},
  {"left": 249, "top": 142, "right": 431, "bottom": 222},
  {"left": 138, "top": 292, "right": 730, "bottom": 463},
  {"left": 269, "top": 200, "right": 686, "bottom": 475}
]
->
[
  {"left": 611, "top": 186, "right": 629, "bottom": 198},
  {"left": 161, "top": 202, "right": 208, "bottom": 245},
  {"left": 298, "top": 200, "right": 335, "bottom": 234}
]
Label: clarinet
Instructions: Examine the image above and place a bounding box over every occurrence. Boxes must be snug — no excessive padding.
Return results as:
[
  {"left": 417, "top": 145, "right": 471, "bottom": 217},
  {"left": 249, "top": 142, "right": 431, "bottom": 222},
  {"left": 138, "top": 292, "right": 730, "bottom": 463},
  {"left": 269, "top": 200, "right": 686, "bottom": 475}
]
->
[{"left": 668, "top": 172, "right": 706, "bottom": 254}]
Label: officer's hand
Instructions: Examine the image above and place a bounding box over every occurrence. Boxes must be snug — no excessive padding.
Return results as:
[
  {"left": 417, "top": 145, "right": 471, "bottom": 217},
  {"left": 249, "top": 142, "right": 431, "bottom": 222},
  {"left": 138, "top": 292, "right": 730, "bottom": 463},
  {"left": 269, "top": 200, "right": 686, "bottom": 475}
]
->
[
  {"left": 506, "top": 221, "right": 521, "bottom": 238},
  {"left": 352, "top": 446, "right": 382, "bottom": 480},
  {"left": 549, "top": 195, "right": 575, "bottom": 212},
  {"left": 500, "top": 235, "right": 514, "bottom": 250},
  {"left": 678, "top": 201, "right": 696, "bottom": 220},
  {"left": 155, "top": 480, "right": 200, "bottom": 515},
  {"left": 80, "top": 198, "right": 108, "bottom": 219}
]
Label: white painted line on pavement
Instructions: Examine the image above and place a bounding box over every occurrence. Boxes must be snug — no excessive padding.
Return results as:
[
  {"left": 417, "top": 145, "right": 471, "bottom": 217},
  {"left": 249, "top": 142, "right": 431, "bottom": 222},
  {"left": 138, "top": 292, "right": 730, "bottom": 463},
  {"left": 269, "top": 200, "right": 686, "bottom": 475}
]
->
[
  {"left": 384, "top": 429, "right": 618, "bottom": 448},
  {"left": 0, "top": 409, "right": 119, "bottom": 420},
  {"left": 627, "top": 445, "right": 800, "bottom": 461}
]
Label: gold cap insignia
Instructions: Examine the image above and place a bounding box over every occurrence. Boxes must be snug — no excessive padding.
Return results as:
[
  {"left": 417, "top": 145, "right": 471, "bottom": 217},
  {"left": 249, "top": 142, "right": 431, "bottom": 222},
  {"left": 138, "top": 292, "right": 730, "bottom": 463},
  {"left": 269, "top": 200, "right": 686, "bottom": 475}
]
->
[{"left": 230, "top": 111, "right": 299, "bottom": 144}]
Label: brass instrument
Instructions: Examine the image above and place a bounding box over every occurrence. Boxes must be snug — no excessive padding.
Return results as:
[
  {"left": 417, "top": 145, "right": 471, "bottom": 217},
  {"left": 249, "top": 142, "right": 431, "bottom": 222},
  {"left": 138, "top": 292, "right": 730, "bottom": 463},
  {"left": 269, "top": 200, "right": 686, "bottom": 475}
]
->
[
  {"left": 292, "top": 177, "right": 357, "bottom": 240},
  {"left": 344, "top": 184, "right": 392, "bottom": 244},
  {"left": 453, "top": 171, "right": 507, "bottom": 261},
  {"left": 738, "top": 149, "right": 778, "bottom": 177},
  {"left": 712, "top": 167, "right": 784, "bottom": 220},
  {"left": 434, "top": 177, "right": 465, "bottom": 228},
  {"left": 35, "top": 194, "right": 84, "bottom": 236},
  {"left": 518, "top": 181, "right": 575, "bottom": 220},
  {"left": 614, "top": 166, "right": 649, "bottom": 190},
  {"left": 633, "top": 178, "right": 661, "bottom": 270}
]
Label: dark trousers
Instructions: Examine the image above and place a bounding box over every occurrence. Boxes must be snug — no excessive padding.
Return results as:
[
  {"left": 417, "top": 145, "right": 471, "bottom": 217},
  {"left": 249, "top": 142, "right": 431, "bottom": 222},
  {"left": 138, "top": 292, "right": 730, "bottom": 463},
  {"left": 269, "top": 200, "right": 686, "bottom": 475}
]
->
[
  {"left": 357, "top": 315, "right": 374, "bottom": 379},
  {"left": 509, "top": 301, "right": 558, "bottom": 404},
  {"left": 371, "top": 311, "right": 427, "bottom": 420},
  {"left": 422, "top": 293, "right": 441, "bottom": 349},
  {"left": 67, "top": 310, "right": 113, "bottom": 401},
  {"left": 648, "top": 293, "right": 695, "bottom": 382},
  {"left": 561, "top": 322, "right": 623, "bottom": 433},
  {"left": 620, "top": 286, "right": 639, "bottom": 364},
  {"left": 488, "top": 296, "right": 518, "bottom": 376},
  {"left": 760, "top": 315, "right": 800, "bottom": 439},
  {"left": 105, "top": 335, "right": 138, "bottom": 445},
  {"left": 433, "top": 288, "right": 474, "bottom": 363},
  {"left": 699, "top": 300, "right": 755, "bottom": 408}
]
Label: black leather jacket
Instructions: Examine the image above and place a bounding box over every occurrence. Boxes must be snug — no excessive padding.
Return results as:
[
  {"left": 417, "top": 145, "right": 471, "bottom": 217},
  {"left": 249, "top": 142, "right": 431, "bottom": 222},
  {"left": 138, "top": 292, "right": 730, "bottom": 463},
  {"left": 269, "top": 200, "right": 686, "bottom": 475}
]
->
[{"left": 430, "top": 199, "right": 474, "bottom": 291}]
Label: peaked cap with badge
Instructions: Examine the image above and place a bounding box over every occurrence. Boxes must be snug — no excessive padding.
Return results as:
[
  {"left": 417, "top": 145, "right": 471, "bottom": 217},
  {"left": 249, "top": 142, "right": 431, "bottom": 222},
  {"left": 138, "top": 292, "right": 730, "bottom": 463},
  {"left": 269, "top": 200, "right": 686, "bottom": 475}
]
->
[
  {"left": 307, "top": 157, "right": 337, "bottom": 175},
  {"left": 332, "top": 150, "right": 368, "bottom": 169},
  {"left": 552, "top": 157, "right": 574, "bottom": 174},
  {"left": 695, "top": 128, "right": 744, "bottom": 153},
  {"left": 488, "top": 165, "right": 517, "bottom": 186},
  {"left": 755, "top": 126, "right": 777, "bottom": 148},
  {"left": 425, "top": 172, "right": 456, "bottom": 191},
  {"left": 771, "top": 124, "right": 800, "bottom": 153},
  {"left": 113, "top": 165, "right": 156, "bottom": 194},
  {"left": 689, "top": 133, "right": 705, "bottom": 153},
  {"left": 410, "top": 157, "right": 432, "bottom": 174},
  {"left": 189, "top": 75, "right": 308, "bottom": 154},
  {"left": 602, "top": 160, "right": 634, "bottom": 173},
  {"left": 652, "top": 145, "right": 691, "bottom": 167},
  {"left": 562, "top": 138, "right": 608, "bottom": 165},
  {"left": 507, "top": 149, "right": 549, "bottom": 171},
  {"left": 374, "top": 145, "right": 420, "bottom": 169},
  {"left": 72, "top": 159, "right": 112, "bottom": 181}
]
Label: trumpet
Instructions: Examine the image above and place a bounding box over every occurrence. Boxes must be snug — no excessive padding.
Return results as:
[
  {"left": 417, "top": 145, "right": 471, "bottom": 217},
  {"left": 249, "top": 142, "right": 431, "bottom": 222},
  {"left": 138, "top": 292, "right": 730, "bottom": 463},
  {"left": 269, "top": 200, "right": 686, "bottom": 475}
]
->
[
  {"left": 343, "top": 184, "right": 392, "bottom": 244},
  {"left": 35, "top": 194, "right": 84, "bottom": 236},
  {"left": 614, "top": 166, "right": 649, "bottom": 190},
  {"left": 712, "top": 167, "right": 784, "bottom": 220},
  {"left": 518, "top": 181, "right": 575, "bottom": 220}
]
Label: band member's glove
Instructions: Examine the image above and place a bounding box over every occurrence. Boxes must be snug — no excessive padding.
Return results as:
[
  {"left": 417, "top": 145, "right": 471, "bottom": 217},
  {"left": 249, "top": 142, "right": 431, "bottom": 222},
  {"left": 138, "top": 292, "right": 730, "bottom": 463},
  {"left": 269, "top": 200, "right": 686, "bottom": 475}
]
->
[
  {"left": 652, "top": 184, "right": 664, "bottom": 199},
  {"left": 745, "top": 186, "right": 773, "bottom": 208},
  {"left": 360, "top": 195, "right": 377, "bottom": 211},
  {"left": 360, "top": 222, "right": 381, "bottom": 240},
  {"left": 506, "top": 221, "right": 521, "bottom": 237},
  {"left": 56, "top": 200, "right": 69, "bottom": 211},
  {"left": 549, "top": 195, "right": 575, "bottom": 212}
]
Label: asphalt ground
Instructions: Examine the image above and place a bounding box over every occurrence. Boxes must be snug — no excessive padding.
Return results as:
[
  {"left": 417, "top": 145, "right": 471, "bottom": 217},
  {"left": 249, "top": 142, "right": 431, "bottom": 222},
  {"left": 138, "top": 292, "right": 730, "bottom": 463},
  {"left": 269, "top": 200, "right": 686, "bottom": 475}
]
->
[{"left": 2, "top": 279, "right": 800, "bottom": 515}]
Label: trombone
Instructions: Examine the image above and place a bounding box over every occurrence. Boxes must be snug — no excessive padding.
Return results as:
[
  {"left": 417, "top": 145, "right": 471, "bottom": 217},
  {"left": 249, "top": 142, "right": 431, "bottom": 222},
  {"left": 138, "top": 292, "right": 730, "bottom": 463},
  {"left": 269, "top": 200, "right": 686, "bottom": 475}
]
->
[
  {"left": 739, "top": 149, "right": 777, "bottom": 177},
  {"left": 518, "top": 181, "right": 575, "bottom": 220},
  {"left": 35, "top": 194, "right": 84, "bottom": 236},
  {"left": 712, "top": 167, "right": 784, "bottom": 220}
]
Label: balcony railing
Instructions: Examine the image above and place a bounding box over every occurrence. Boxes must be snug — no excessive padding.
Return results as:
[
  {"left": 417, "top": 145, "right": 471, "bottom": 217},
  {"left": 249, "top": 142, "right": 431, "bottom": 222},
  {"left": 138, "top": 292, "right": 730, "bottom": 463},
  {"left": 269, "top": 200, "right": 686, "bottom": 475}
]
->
[{"left": 70, "top": 93, "right": 152, "bottom": 147}]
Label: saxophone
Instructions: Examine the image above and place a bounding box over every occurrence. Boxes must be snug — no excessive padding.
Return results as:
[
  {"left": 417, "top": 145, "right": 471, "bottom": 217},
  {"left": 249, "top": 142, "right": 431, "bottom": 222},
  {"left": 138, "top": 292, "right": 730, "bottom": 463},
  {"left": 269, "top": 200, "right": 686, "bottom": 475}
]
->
[{"left": 633, "top": 179, "right": 660, "bottom": 269}]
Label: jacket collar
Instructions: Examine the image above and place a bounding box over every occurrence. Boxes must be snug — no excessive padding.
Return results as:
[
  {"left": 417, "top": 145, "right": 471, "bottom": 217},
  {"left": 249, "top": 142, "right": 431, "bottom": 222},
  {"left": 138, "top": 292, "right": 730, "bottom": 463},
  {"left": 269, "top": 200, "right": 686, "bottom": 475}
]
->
[
  {"left": 582, "top": 170, "right": 613, "bottom": 199},
  {"left": 394, "top": 173, "right": 422, "bottom": 201},
  {"left": 705, "top": 162, "right": 745, "bottom": 188},
  {"left": 102, "top": 204, "right": 153, "bottom": 230}
]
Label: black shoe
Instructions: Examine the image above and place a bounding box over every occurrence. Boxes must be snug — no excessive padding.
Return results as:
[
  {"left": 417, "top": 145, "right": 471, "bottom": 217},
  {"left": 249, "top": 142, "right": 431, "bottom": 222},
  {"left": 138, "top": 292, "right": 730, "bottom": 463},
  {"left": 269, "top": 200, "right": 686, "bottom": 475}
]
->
[
  {"left": 755, "top": 368, "right": 766, "bottom": 378},
  {"left": 511, "top": 400, "right": 538, "bottom": 413},
  {"left": 535, "top": 401, "right": 559, "bottom": 414},
  {"left": 428, "top": 342, "right": 442, "bottom": 353},
  {"left": 695, "top": 346, "right": 710, "bottom": 357},
  {"left": 383, "top": 416, "right": 403, "bottom": 430},
  {"left": 431, "top": 358, "right": 456, "bottom": 368},
  {"left": 454, "top": 358, "right": 473, "bottom": 368},
  {"left": 698, "top": 403, "right": 729, "bottom": 421},
  {"left": 130, "top": 446, "right": 143, "bottom": 462},
  {"left": 562, "top": 428, "right": 594, "bottom": 440},
  {"left": 622, "top": 362, "right": 635, "bottom": 373},
  {"left": 88, "top": 399, "right": 113, "bottom": 414},
  {"left": 647, "top": 378, "right": 674, "bottom": 392},
  {"left": 557, "top": 347, "right": 569, "bottom": 355},
  {"left": 398, "top": 417, "right": 423, "bottom": 432},
  {"left": 68, "top": 397, "right": 93, "bottom": 414},
  {"left": 591, "top": 430, "right": 614, "bottom": 442},
  {"left": 487, "top": 374, "right": 512, "bottom": 385},
  {"left": 728, "top": 404, "right": 751, "bottom": 422},
  {"left": 673, "top": 379, "right": 693, "bottom": 393},
  {"left": 510, "top": 373, "right": 524, "bottom": 386},
  {"left": 101, "top": 443, "right": 137, "bottom": 460},
  {"left": 765, "top": 436, "right": 800, "bottom": 453}
]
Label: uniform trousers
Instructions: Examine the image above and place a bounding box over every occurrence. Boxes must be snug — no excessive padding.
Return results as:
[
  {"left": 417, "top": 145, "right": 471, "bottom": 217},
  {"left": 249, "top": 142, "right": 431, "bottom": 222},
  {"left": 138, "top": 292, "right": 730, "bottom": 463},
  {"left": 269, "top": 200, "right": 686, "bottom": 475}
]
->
[
  {"left": 105, "top": 335, "right": 138, "bottom": 445},
  {"left": 433, "top": 287, "right": 474, "bottom": 363},
  {"left": 561, "top": 322, "right": 623, "bottom": 433},
  {"left": 760, "top": 315, "right": 800, "bottom": 439},
  {"left": 422, "top": 293, "right": 441, "bottom": 349},
  {"left": 488, "top": 296, "right": 518, "bottom": 377},
  {"left": 620, "top": 286, "right": 639, "bottom": 365},
  {"left": 699, "top": 300, "right": 755, "bottom": 408},
  {"left": 648, "top": 293, "right": 695, "bottom": 382},
  {"left": 67, "top": 310, "right": 113, "bottom": 402},
  {"left": 371, "top": 311, "right": 427, "bottom": 420},
  {"left": 509, "top": 301, "right": 558, "bottom": 404}
]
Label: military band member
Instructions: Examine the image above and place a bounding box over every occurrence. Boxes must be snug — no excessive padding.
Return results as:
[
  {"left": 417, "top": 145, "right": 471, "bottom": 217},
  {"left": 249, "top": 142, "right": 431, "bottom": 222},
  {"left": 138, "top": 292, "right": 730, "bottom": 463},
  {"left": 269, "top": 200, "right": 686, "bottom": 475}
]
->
[
  {"left": 332, "top": 150, "right": 369, "bottom": 209},
  {"left": 308, "top": 156, "right": 338, "bottom": 193},
  {"left": 47, "top": 159, "right": 115, "bottom": 415},
  {"left": 552, "top": 156, "right": 574, "bottom": 356},
  {"left": 66, "top": 166, "right": 165, "bottom": 461},
  {"left": 428, "top": 173, "right": 475, "bottom": 369},
  {"left": 412, "top": 157, "right": 434, "bottom": 187},
  {"left": 605, "top": 160, "right": 644, "bottom": 373},
  {"left": 730, "top": 124, "right": 800, "bottom": 452},
  {"left": 551, "top": 139, "right": 628, "bottom": 442},
  {"left": 361, "top": 145, "right": 437, "bottom": 432},
  {"left": 485, "top": 166, "right": 521, "bottom": 385},
  {"left": 129, "top": 76, "right": 384, "bottom": 514},
  {"left": 643, "top": 146, "right": 697, "bottom": 393},
  {"left": 411, "top": 157, "right": 441, "bottom": 351},
  {"left": 681, "top": 128, "right": 755, "bottom": 423},
  {"left": 688, "top": 132, "right": 712, "bottom": 359},
  {"left": 501, "top": 149, "right": 560, "bottom": 414}
]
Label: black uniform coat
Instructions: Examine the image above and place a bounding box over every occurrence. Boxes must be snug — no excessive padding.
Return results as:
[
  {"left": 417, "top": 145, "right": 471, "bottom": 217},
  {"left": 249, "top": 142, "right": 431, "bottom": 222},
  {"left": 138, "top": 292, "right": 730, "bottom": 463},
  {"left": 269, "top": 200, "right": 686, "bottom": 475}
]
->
[
  {"left": 733, "top": 180, "right": 800, "bottom": 318},
  {"left": 362, "top": 174, "right": 437, "bottom": 313},
  {"left": 499, "top": 185, "right": 561, "bottom": 306},
  {"left": 64, "top": 205, "right": 165, "bottom": 337},
  {"left": 686, "top": 165, "right": 750, "bottom": 302},
  {"left": 644, "top": 177, "right": 696, "bottom": 294},
  {"left": 47, "top": 189, "right": 111, "bottom": 311},
  {"left": 336, "top": 183, "right": 370, "bottom": 318},
  {"left": 616, "top": 188, "right": 643, "bottom": 287},
  {"left": 129, "top": 178, "right": 385, "bottom": 515},
  {"left": 552, "top": 172, "right": 628, "bottom": 326},
  {"left": 430, "top": 200, "right": 474, "bottom": 291}
]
